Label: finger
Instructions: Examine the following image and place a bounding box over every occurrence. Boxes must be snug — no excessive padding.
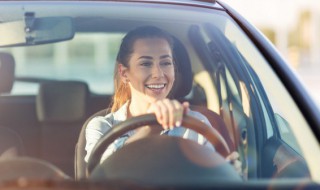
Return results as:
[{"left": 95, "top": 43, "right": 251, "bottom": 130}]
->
[
  {"left": 172, "top": 100, "right": 183, "bottom": 127},
  {"left": 234, "top": 160, "right": 242, "bottom": 170},
  {"left": 231, "top": 151, "right": 240, "bottom": 160},
  {"left": 182, "top": 101, "right": 190, "bottom": 114},
  {"left": 226, "top": 151, "right": 239, "bottom": 162},
  {"left": 148, "top": 103, "right": 163, "bottom": 127},
  {"left": 156, "top": 100, "right": 169, "bottom": 130},
  {"left": 163, "top": 99, "right": 182, "bottom": 129},
  {"left": 162, "top": 99, "right": 174, "bottom": 129},
  {"left": 235, "top": 160, "right": 242, "bottom": 174}
]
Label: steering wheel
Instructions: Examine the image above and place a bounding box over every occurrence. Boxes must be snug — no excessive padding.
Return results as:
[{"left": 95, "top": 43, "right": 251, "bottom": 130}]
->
[{"left": 87, "top": 113, "right": 231, "bottom": 176}]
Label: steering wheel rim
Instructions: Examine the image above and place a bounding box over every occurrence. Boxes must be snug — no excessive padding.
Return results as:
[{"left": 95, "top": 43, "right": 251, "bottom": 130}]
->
[{"left": 87, "top": 113, "right": 230, "bottom": 176}]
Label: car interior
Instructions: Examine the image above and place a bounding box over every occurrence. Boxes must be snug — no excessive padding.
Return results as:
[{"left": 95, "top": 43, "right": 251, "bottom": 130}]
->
[
  {"left": 0, "top": 51, "right": 109, "bottom": 177},
  {"left": 0, "top": 34, "right": 237, "bottom": 179}
]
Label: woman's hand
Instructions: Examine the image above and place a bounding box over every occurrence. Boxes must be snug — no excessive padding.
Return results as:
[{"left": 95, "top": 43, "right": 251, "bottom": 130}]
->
[
  {"left": 125, "top": 99, "right": 189, "bottom": 144},
  {"left": 147, "top": 99, "right": 189, "bottom": 130},
  {"left": 226, "top": 151, "right": 242, "bottom": 176}
]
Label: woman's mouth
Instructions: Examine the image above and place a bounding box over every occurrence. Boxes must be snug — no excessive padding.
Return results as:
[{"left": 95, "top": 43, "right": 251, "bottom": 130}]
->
[{"left": 145, "top": 84, "right": 166, "bottom": 89}]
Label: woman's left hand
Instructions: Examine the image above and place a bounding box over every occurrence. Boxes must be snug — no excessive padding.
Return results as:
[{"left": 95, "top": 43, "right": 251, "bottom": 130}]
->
[
  {"left": 226, "top": 151, "right": 242, "bottom": 176},
  {"left": 147, "top": 99, "right": 189, "bottom": 130}
]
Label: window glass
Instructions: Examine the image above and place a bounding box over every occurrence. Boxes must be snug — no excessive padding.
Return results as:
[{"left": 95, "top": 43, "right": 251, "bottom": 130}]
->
[
  {"left": 7, "top": 33, "right": 124, "bottom": 95},
  {"left": 222, "top": 17, "right": 320, "bottom": 177}
]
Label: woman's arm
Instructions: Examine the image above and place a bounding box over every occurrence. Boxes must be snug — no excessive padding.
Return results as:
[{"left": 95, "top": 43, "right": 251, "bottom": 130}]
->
[{"left": 84, "top": 116, "right": 112, "bottom": 162}]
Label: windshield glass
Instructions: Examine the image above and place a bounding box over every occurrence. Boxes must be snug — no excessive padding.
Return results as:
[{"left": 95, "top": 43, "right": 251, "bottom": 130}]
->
[
  {"left": 3, "top": 33, "right": 124, "bottom": 94},
  {"left": 0, "top": 1, "right": 319, "bottom": 186}
]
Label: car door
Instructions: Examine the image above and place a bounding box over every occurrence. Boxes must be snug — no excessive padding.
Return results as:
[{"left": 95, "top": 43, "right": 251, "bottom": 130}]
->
[{"left": 189, "top": 20, "right": 311, "bottom": 180}]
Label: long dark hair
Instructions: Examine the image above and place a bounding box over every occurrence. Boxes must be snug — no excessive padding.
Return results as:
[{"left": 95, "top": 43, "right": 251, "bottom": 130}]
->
[{"left": 111, "top": 26, "right": 174, "bottom": 112}]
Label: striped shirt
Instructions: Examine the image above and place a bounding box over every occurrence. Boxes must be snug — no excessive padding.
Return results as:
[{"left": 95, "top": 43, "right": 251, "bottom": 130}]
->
[{"left": 85, "top": 102, "right": 214, "bottom": 163}]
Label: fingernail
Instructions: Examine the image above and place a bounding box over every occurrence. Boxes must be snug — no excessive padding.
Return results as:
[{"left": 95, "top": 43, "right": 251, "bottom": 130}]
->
[{"left": 175, "top": 121, "right": 181, "bottom": 127}]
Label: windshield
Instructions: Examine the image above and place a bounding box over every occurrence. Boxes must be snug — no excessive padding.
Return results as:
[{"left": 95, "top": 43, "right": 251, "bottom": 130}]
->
[
  {"left": 4, "top": 33, "right": 124, "bottom": 94},
  {"left": 0, "top": 1, "right": 319, "bottom": 188}
]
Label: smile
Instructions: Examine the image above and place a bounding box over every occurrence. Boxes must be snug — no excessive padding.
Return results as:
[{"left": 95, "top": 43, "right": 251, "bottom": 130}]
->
[{"left": 145, "top": 84, "right": 166, "bottom": 89}]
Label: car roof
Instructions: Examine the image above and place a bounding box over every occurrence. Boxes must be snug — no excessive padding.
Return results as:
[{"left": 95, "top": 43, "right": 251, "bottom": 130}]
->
[
  {"left": 0, "top": 0, "right": 223, "bottom": 9},
  {"left": 0, "top": 0, "right": 226, "bottom": 33}
]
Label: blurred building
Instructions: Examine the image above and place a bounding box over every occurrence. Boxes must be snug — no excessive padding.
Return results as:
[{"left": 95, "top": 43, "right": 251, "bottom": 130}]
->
[
  {"left": 223, "top": 0, "right": 320, "bottom": 105},
  {"left": 260, "top": 8, "right": 320, "bottom": 69}
]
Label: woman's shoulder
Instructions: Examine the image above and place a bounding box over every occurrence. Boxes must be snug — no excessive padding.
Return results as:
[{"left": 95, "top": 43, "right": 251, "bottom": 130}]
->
[
  {"left": 188, "top": 109, "right": 206, "bottom": 119},
  {"left": 86, "top": 112, "right": 114, "bottom": 132},
  {"left": 188, "top": 109, "right": 211, "bottom": 127}
]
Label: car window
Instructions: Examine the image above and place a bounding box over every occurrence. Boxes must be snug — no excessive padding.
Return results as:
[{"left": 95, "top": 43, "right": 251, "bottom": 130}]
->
[
  {"left": 222, "top": 18, "right": 320, "bottom": 173},
  {"left": 5, "top": 33, "right": 124, "bottom": 95}
]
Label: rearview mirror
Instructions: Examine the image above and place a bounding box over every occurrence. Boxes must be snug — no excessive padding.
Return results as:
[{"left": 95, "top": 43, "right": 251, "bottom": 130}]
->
[{"left": 0, "top": 13, "right": 74, "bottom": 47}]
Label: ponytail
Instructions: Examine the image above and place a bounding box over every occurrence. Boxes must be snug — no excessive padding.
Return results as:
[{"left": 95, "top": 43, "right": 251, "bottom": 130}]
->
[{"left": 110, "top": 64, "right": 131, "bottom": 112}]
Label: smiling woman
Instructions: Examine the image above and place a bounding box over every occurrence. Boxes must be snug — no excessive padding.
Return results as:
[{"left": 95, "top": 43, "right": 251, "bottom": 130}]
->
[
  {"left": 0, "top": 0, "right": 320, "bottom": 189},
  {"left": 84, "top": 26, "right": 241, "bottom": 167}
]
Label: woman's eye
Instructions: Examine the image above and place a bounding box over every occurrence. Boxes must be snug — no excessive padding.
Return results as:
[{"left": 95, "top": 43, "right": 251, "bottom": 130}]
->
[
  {"left": 140, "top": 62, "right": 152, "bottom": 67},
  {"left": 161, "top": 62, "right": 172, "bottom": 66}
]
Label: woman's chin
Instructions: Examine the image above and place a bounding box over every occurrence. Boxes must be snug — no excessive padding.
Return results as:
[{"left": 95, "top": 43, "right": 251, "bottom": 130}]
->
[
  {"left": 145, "top": 90, "right": 168, "bottom": 101},
  {"left": 145, "top": 95, "right": 167, "bottom": 102}
]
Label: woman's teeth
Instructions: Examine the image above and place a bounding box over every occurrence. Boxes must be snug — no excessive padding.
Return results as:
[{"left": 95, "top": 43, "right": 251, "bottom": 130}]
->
[{"left": 146, "top": 84, "right": 165, "bottom": 89}]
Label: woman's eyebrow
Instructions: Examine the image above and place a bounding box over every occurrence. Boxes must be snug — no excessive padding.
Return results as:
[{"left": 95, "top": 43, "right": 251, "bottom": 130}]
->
[
  {"left": 138, "top": 56, "right": 153, "bottom": 60},
  {"left": 138, "top": 55, "right": 172, "bottom": 60},
  {"left": 160, "top": 55, "right": 172, "bottom": 59}
]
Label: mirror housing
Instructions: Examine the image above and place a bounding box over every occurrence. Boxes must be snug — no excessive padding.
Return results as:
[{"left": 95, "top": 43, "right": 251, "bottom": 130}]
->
[{"left": 0, "top": 13, "right": 74, "bottom": 47}]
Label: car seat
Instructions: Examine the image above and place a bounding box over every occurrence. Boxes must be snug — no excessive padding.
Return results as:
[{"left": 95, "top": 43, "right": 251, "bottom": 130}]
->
[
  {"left": 36, "top": 81, "right": 89, "bottom": 177},
  {"left": 75, "top": 109, "right": 108, "bottom": 180},
  {"left": 0, "top": 53, "right": 25, "bottom": 158},
  {"left": 0, "top": 127, "right": 25, "bottom": 158},
  {"left": 0, "top": 52, "right": 15, "bottom": 94},
  {"left": 0, "top": 157, "right": 70, "bottom": 182}
]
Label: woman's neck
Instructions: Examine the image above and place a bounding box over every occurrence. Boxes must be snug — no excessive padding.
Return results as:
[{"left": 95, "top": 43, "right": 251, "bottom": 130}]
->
[{"left": 127, "top": 99, "right": 150, "bottom": 118}]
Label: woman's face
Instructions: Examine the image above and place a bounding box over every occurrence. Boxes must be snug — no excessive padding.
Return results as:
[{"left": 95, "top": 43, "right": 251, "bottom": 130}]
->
[{"left": 120, "top": 37, "right": 175, "bottom": 103}]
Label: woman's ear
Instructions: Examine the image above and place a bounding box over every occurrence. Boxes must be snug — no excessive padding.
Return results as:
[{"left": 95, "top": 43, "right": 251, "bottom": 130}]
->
[{"left": 118, "top": 63, "right": 129, "bottom": 83}]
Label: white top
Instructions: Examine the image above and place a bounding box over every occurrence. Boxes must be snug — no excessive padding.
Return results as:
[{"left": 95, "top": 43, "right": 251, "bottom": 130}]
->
[{"left": 85, "top": 102, "right": 214, "bottom": 163}]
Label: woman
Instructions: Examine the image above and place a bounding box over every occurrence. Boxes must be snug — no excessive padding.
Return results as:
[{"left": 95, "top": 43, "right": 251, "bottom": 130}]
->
[{"left": 85, "top": 26, "right": 241, "bottom": 173}]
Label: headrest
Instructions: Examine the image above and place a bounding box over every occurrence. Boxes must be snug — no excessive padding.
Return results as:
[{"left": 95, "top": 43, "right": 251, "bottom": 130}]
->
[
  {"left": 36, "top": 81, "right": 89, "bottom": 123},
  {"left": 168, "top": 38, "right": 193, "bottom": 99},
  {"left": 0, "top": 52, "right": 15, "bottom": 94}
]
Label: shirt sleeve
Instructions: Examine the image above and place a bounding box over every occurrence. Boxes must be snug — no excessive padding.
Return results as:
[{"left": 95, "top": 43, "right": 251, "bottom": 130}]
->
[{"left": 84, "top": 115, "right": 113, "bottom": 162}]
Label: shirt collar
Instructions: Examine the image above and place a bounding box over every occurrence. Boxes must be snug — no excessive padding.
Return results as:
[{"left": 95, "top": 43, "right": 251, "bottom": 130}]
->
[{"left": 113, "top": 101, "right": 129, "bottom": 124}]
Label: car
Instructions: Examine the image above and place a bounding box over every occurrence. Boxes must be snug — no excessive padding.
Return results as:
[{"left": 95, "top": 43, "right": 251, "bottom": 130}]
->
[{"left": 0, "top": 0, "right": 319, "bottom": 189}]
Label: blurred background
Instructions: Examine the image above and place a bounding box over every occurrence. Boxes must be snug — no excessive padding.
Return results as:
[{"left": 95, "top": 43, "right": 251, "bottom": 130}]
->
[{"left": 223, "top": 0, "right": 320, "bottom": 105}]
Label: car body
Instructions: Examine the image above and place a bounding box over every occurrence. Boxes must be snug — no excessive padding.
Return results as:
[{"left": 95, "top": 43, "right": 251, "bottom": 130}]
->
[{"left": 0, "top": 0, "right": 319, "bottom": 189}]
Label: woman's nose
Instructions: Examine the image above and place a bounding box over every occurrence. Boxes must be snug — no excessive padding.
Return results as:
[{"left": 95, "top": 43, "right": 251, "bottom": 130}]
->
[{"left": 151, "top": 64, "right": 164, "bottom": 78}]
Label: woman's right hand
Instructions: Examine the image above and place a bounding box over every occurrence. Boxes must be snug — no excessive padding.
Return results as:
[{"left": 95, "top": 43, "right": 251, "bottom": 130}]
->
[
  {"left": 125, "top": 99, "right": 189, "bottom": 144},
  {"left": 147, "top": 99, "right": 189, "bottom": 130}
]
